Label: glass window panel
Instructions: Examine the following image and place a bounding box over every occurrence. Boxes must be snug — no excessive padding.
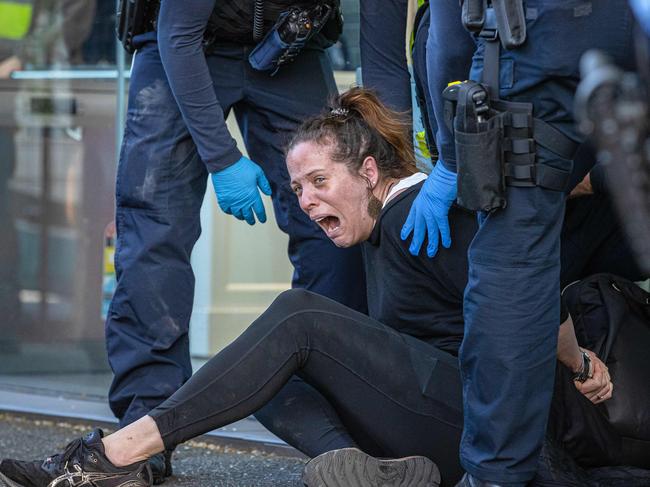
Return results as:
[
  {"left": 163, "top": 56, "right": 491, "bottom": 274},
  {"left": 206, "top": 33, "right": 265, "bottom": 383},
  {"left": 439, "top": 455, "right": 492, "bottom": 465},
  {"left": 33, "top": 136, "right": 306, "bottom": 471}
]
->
[
  {"left": 327, "top": 0, "right": 361, "bottom": 71},
  {"left": 0, "top": 0, "right": 121, "bottom": 384}
]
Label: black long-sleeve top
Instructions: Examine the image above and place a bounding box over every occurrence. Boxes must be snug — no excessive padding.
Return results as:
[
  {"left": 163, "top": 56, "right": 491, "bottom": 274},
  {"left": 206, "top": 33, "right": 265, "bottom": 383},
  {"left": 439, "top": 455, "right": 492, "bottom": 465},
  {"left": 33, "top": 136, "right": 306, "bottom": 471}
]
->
[{"left": 362, "top": 182, "right": 478, "bottom": 356}]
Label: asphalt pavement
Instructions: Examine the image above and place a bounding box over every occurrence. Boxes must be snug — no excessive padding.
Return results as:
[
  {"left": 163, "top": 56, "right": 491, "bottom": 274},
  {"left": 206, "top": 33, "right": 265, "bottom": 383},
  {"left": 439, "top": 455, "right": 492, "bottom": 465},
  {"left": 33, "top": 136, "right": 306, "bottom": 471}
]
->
[{"left": 0, "top": 413, "right": 307, "bottom": 487}]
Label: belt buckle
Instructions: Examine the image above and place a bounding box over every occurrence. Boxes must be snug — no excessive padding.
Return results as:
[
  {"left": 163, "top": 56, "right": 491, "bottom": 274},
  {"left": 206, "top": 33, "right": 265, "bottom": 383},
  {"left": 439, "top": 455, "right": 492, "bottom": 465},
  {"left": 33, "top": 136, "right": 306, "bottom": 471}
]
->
[{"left": 479, "top": 7, "right": 498, "bottom": 41}]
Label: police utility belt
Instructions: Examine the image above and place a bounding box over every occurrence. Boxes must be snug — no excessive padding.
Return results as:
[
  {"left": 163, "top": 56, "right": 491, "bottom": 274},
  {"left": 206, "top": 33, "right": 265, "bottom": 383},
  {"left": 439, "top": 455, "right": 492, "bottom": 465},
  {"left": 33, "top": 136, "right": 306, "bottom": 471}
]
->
[
  {"left": 116, "top": 0, "right": 341, "bottom": 75},
  {"left": 445, "top": 0, "right": 579, "bottom": 213}
]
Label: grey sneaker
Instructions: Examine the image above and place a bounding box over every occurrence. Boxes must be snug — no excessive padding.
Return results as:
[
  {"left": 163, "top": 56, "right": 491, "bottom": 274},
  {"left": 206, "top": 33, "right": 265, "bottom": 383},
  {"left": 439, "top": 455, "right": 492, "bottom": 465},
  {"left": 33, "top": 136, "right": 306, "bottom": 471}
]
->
[
  {"left": 302, "top": 447, "right": 441, "bottom": 487},
  {"left": 0, "top": 428, "right": 152, "bottom": 487}
]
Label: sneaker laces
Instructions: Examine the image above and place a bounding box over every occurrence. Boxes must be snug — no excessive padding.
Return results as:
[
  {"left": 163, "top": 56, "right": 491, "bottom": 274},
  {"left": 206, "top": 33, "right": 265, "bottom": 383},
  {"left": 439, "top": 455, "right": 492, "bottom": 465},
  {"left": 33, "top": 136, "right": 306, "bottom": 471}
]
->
[
  {"left": 44, "top": 437, "right": 87, "bottom": 472},
  {"left": 42, "top": 437, "right": 108, "bottom": 487}
]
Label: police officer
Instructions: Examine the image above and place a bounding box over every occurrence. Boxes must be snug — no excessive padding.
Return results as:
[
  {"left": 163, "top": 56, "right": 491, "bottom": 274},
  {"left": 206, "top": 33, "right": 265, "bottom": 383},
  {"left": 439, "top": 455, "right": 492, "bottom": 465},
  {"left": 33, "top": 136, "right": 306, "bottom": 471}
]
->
[
  {"left": 401, "top": 1, "right": 636, "bottom": 485},
  {"left": 107, "top": 0, "right": 366, "bottom": 480}
]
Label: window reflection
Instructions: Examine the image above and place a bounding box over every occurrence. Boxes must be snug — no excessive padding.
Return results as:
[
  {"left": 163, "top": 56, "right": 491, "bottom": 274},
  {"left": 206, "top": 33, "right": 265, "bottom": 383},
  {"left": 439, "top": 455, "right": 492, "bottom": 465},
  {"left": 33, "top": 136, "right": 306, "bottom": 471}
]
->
[
  {"left": 327, "top": 0, "right": 360, "bottom": 71},
  {"left": 0, "top": 0, "right": 101, "bottom": 74},
  {"left": 0, "top": 0, "right": 118, "bottom": 375}
]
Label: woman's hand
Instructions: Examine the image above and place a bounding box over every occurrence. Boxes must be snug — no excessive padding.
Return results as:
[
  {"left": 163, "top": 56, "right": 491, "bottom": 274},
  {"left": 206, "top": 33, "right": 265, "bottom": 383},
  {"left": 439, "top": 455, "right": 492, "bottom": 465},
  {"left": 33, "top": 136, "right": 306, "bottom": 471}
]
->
[
  {"left": 573, "top": 349, "right": 613, "bottom": 404},
  {"left": 569, "top": 173, "right": 593, "bottom": 198}
]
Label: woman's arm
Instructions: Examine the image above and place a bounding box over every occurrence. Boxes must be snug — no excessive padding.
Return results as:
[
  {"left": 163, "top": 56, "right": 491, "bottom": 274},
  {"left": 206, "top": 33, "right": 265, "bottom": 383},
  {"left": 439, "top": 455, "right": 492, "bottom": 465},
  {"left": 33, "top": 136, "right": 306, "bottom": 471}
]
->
[
  {"left": 557, "top": 315, "right": 583, "bottom": 372},
  {"left": 557, "top": 315, "right": 614, "bottom": 404}
]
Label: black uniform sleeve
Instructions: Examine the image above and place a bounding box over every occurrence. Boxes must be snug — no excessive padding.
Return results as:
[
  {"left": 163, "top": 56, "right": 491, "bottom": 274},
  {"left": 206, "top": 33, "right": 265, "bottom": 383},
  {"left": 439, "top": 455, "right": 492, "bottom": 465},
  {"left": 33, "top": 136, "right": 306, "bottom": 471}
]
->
[{"left": 157, "top": 0, "right": 243, "bottom": 173}]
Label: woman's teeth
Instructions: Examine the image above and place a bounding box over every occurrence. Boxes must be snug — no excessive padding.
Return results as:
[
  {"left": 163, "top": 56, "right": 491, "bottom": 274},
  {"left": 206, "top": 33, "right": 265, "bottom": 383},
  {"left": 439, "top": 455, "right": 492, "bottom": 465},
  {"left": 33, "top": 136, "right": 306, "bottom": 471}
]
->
[{"left": 317, "top": 216, "right": 340, "bottom": 231}]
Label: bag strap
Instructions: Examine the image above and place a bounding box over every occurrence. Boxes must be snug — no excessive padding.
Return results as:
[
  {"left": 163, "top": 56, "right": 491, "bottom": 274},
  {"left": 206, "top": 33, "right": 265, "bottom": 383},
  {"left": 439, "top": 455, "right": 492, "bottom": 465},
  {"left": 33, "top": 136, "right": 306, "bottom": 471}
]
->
[
  {"left": 587, "top": 274, "right": 649, "bottom": 360},
  {"left": 609, "top": 275, "right": 650, "bottom": 308},
  {"left": 562, "top": 273, "right": 650, "bottom": 361}
]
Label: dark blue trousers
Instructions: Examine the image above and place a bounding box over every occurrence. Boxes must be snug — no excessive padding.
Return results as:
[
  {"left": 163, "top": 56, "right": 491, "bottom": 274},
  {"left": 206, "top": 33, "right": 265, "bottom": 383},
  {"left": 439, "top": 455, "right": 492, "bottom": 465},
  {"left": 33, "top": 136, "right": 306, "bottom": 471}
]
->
[
  {"left": 460, "top": 2, "right": 635, "bottom": 483},
  {"left": 107, "top": 41, "right": 367, "bottom": 426},
  {"left": 359, "top": 0, "right": 411, "bottom": 112}
]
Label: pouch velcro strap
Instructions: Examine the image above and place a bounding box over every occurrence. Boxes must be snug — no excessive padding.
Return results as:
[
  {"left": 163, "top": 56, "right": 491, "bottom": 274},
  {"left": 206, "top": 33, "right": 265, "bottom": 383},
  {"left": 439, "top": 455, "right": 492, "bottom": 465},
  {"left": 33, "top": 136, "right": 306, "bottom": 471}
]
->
[
  {"left": 502, "top": 111, "right": 532, "bottom": 129},
  {"left": 503, "top": 137, "right": 534, "bottom": 154},
  {"left": 504, "top": 162, "right": 571, "bottom": 191},
  {"left": 533, "top": 119, "right": 580, "bottom": 161}
]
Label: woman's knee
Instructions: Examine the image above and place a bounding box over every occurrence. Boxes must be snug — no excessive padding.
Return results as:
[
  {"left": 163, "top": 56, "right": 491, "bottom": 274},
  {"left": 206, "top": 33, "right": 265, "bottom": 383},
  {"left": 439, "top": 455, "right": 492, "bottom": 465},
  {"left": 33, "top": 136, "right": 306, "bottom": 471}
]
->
[
  {"left": 268, "top": 288, "right": 321, "bottom": 316},
  {"left": 248, "top": 289, "right": 316, "bottom": 340}
]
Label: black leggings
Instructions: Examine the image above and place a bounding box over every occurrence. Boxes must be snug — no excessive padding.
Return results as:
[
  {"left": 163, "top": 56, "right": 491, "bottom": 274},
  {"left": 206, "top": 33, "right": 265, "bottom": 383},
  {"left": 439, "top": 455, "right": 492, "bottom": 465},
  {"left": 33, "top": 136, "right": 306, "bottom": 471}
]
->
[
  {"left": 149, "top": 289, "right": 465, "bottom": 485},
  {"left": 149, "top": 288, "right": 650, "bottom": 486}
]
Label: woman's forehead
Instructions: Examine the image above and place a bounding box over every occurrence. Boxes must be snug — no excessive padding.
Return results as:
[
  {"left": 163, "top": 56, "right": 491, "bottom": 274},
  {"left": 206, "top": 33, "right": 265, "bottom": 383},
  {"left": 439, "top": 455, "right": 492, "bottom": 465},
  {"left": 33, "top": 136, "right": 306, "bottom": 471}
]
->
[
  {"left": 289, "top": 140, "right": 332, "bottom": 159},
  {"left": 288, "top": 142, "right": 335, "bottom": 175}
]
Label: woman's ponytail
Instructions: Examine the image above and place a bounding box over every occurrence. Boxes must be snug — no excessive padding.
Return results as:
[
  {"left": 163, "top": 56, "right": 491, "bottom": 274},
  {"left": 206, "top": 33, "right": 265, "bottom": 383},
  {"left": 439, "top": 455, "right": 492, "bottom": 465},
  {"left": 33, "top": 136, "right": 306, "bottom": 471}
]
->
[{"left": 288, "top": 87, "right": 417, "bottom": 179}]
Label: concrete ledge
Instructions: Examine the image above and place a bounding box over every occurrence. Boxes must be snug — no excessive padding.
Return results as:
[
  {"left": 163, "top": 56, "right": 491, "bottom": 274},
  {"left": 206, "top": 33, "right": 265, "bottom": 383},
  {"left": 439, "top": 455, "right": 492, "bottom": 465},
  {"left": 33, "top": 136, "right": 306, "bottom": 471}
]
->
[{"left": 0, "top": 388, "right": 302, "bottom": 458}]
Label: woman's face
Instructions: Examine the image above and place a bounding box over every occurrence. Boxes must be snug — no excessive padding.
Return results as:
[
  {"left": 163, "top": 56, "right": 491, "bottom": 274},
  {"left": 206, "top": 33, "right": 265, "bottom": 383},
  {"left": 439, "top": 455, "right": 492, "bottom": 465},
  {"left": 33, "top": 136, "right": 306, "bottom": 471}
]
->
[{"left": 287, "top": 141, "right": 376, "bottom": 248}]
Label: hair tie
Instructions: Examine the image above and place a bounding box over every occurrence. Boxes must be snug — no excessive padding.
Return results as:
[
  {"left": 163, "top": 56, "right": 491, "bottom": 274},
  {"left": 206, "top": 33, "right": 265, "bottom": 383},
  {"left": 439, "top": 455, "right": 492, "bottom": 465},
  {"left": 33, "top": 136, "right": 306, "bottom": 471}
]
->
[{"left": 330, "top": 107, "right": 349, "bottom": 117}]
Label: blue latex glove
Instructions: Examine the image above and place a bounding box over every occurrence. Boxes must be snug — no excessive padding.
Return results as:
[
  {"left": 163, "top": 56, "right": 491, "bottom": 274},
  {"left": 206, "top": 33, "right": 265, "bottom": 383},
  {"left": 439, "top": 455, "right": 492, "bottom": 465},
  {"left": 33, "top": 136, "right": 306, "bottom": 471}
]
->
[
  {"left": 630, "top": 0, "right": 650, "bottom": 36},
  {"left": 211, "top": 156, "right": 272, "bottom": 225},
  {"left": 401, "top": 162, "right": 457, "bottom": 257}
]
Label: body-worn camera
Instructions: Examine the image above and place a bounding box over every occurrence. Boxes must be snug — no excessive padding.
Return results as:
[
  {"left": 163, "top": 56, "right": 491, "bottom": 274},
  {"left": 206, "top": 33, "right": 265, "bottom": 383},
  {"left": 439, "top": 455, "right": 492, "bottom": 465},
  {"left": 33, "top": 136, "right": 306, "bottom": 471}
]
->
[{"left": 249, "top": 2, "right": 335, "bottom": 75}]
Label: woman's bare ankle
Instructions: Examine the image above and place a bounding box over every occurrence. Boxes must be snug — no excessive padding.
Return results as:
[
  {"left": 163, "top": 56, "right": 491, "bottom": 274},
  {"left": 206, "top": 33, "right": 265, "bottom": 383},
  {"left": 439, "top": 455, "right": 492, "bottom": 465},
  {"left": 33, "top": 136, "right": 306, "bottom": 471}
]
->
[
  {"left": 102, "top": 436, "right": 144, "bottom": 467},
  {"left": 101, "top": 416, "right": 165, "bottom": 467}
]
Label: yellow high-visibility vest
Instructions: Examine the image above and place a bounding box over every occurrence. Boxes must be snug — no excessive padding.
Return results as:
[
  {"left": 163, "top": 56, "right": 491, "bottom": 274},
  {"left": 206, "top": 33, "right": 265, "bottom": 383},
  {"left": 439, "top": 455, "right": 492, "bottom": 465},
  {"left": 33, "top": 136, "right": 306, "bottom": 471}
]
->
[{"left": 0, "top": 0, "right": 33, "bottom": 40}]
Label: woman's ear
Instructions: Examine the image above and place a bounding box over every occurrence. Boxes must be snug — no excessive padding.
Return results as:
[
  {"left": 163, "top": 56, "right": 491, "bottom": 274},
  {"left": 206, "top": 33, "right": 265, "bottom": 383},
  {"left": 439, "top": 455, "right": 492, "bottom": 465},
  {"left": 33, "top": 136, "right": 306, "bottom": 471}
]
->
[{"left": 359, "top": 156, "right": 380, "bottom": 188}]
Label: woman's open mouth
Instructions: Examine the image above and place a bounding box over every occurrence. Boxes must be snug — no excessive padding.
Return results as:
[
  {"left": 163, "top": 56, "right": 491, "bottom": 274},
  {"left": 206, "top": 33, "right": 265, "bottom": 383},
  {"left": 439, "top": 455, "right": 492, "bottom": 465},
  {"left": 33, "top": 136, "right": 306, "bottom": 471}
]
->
[{"left": 315, "top": 215, "right": 341, "bottom": 237}]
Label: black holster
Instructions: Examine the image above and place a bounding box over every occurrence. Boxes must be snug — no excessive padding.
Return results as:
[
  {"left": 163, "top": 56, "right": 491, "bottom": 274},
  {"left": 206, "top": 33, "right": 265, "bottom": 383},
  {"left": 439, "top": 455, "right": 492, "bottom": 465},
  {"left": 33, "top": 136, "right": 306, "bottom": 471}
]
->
[
  {"left": 116, "top": 0, "right": 159, "bottom": 53},
  {"left": 446, "top": 79, "right": 576, "bottom": 212},
  {"left": 445, "top": 81, "right": 507, "bottom": 212}
]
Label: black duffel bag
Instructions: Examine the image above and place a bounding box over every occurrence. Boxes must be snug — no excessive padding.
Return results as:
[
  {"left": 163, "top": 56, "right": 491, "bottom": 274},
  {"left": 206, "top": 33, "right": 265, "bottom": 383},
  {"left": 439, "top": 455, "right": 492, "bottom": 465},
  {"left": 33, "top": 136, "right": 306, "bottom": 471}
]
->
[{"left": 563, "top": 273, "right": 650, "bottom": 467}]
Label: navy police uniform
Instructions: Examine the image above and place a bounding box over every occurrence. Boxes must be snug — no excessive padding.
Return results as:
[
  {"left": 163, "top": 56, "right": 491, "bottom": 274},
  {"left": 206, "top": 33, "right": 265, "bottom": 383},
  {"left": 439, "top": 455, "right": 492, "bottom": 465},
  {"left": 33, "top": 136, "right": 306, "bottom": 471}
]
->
[
  {"left": 107, "top": 0, "right": 366, "bottom": 427},
  {"left": 456, "top": 1, "right": 636, "bottom": 484}
]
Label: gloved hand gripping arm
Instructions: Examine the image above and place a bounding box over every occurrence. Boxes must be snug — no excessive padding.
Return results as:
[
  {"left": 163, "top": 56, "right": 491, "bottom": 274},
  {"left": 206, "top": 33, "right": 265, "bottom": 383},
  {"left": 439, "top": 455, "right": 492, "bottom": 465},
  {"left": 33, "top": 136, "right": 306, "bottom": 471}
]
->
[{"left": 401, "top": 163, "right": 457, "bottom": 257}]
